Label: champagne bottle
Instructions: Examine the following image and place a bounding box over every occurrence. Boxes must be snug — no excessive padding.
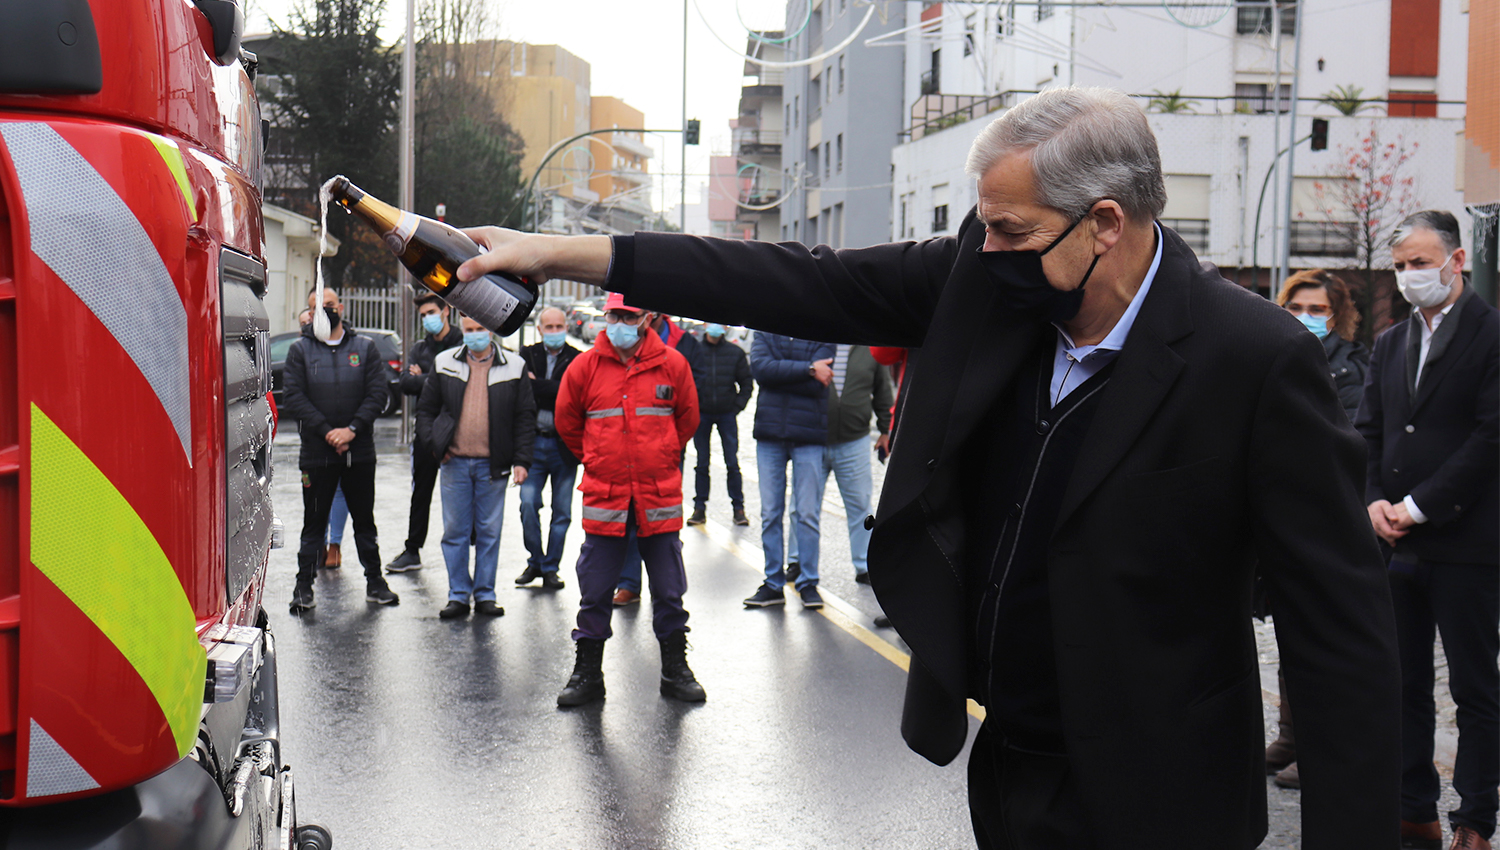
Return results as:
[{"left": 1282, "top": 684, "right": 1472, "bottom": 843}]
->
[{"left": 326, "top": 176, "right": 537, "bottom": 337}]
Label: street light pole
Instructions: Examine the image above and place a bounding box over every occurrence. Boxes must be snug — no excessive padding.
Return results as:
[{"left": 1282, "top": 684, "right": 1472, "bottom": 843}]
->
[
  {"left": 681, "top": 0, "right": 688, "bottom": 233},
  {"left": 397, "top": 0, "right": 416, "bottom": 443},
  {"left": 1276, "top": 0, "right": 1304, "bottom": 297}
]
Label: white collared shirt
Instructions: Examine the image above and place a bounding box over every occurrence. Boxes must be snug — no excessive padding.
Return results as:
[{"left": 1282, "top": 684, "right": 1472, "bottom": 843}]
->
[
  {"left": 1403, "top": 300, "right": 1460, "bottom": 526},
  {"left": 1048, "top": 223, "right": 1165, "bottom": 406}
]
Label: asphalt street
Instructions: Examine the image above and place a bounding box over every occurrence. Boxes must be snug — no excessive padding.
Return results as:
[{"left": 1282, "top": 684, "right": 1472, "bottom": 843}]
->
[{"left": 266, "top": 404, "right": 1461, "bottom": 849}]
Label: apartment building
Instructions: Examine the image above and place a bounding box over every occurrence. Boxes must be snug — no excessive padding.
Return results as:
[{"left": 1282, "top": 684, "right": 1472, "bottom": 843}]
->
[{"left": 588, "top": 96, "right": 654, "bottom": 234}]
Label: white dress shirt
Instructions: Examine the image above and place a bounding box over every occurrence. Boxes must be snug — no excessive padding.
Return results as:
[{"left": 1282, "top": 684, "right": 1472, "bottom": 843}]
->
[
  {"left": 1048, "top": 223, "right": 1164, "bottom": 406},
  {"left": 1402, "top": 300, "right": 1460, "bottom": 525}
]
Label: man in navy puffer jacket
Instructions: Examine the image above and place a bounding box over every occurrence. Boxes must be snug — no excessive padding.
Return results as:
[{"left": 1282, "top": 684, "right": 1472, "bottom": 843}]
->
[{"left": 744, "top": 332, "right": 834, "bottom": 610}]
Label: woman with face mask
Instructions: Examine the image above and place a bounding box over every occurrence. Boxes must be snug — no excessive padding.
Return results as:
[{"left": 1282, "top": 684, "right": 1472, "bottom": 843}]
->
[{"left": 1278, "top": 269, "right": 1370, "bottom": 422}]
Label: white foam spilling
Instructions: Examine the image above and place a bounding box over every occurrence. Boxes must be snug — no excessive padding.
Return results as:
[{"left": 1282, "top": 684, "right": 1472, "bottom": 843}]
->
[{"left": 312, "top": 176, "right": 340, "bottom": 341}]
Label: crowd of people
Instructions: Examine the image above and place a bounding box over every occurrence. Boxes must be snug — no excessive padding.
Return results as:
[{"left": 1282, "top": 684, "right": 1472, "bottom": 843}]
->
[{"left": 280, "top": 86, "right": 1496, "bottom": 850}]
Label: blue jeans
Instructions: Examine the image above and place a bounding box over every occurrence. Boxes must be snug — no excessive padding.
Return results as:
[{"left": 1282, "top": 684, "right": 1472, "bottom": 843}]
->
[
  {"left": 519, "top": 435, "right": 578, "bottom": 573},
  {"left": 822, "top": 437, "right": 873, "bottom": 575},
  {"left": 757, "top": 440, "right": 826, "bottom": 589},
  {"left": 693, "top": 411, "right": 744, "bottom": 511},
  {"left": 326, "top": 483, "right": 348, "bottom": 545},
  {"left": 439, "top": 457, "right": 508, "bottom": 603}
]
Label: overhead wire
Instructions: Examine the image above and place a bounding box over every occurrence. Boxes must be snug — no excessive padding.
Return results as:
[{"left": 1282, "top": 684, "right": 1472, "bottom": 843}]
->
[{"left": 694, "top": 0, "right": 879, "bottom": 69}]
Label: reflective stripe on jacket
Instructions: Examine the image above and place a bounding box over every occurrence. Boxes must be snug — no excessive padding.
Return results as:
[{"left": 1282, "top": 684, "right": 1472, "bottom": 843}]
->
[{"left": 555, "top": 328, "right": 700, "bottom": 536}]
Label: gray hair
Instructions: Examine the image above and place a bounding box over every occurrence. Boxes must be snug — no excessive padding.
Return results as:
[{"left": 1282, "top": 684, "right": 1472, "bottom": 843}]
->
[
  {"left": 964, "top": 87, "right": 1166, "bottom": 222},
  {"left": 1390, "top": 210, "right": 1462, "bottom": 254}
]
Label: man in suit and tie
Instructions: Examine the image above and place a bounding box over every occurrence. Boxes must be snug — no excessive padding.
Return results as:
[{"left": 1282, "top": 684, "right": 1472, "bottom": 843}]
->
[
  {"left": 1357, "top": 210, "right": 1499, "bottom": 850},
  {"left": 455, "top": 87, "right": 1400, "bottom": 849}
]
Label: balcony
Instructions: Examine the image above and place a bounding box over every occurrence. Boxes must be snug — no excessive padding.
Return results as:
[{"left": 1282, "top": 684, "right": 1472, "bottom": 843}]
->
[
  {"left": 606, "top": 168, "right": 651, "bottom": 187},
  {"left": 735, "top": 128, "right": 783, "bottom": 154},
  {"left": 920, "top": 69, "right": 940, "bottom": 96},
  {"left": 609, "top": 132, "right": 653, "bottom": 159}
]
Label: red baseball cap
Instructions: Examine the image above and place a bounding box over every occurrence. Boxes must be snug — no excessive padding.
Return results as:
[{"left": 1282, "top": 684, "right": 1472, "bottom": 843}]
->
[{"left": 604, "top": 291, "right": 644, "bottom": 313}]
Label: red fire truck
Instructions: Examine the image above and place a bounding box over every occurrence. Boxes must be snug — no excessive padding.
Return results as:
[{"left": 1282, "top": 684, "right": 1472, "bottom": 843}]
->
[{"left": 0, "top": 2, "right": 326, "bottom": 847}]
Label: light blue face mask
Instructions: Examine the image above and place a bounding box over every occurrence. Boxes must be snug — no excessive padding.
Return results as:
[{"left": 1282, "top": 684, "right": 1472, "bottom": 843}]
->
[
  {"left": 542, "top": 331, "right": 567, "bottom": 350},
  {"left": 464, "top": 330, "right": 492, "bottom": 352},
  {"left": 1297, "top": 313, "right": 1330, "bottom": 339},
  {"left": 422, "top": 313, "right": 446, "bottom": 334},
  {"left": 705, "top": 323, "right": 726, "bottom": 340},
  {"left": 606, "top": 321, "right": 640, "bottom": 350}
]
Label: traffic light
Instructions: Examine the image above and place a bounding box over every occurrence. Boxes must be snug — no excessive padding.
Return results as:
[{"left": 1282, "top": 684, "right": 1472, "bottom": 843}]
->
[
  {"left": 1310, "top": 117, "right": 1328, "bottom": 151},
  {"left": 685, "top": 119, "right": 700, "bottom": 145}
]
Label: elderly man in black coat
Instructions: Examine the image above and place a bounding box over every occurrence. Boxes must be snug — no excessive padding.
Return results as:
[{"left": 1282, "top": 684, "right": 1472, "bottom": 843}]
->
[{"left": 455, "top": 87, "right": 1400, "bottom": 850}]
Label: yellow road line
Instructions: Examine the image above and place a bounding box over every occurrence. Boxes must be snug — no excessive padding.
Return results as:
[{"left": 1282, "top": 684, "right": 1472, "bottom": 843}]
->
[{"left": 690, "top": 517, "right": 985, "bottom": 722}]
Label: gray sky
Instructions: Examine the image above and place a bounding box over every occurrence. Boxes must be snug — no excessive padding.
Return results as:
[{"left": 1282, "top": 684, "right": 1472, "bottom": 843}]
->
[{"left": 246, "top": 0, "right": 787, "bottom": 218}]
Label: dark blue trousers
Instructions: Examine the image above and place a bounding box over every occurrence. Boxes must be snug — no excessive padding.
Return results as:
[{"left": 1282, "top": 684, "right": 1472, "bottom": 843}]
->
[
  {"left": 1390, "top": 559, "right": 1500, "bottom": 838},
  {"left": 693, "top": 411, "right": 744, "bottom": 511},
  {"left": 573, "top": 512, "right": 689, "bottom": 642}
]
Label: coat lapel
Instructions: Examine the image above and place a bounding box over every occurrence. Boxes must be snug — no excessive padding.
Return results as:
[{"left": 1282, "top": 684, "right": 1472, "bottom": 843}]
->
[
  {"left": 1411, "top": 287, "right": 1481, "bottom": 414},
  {"left": 1053, "top": 235, "right": 1195, "bottom": 531}
]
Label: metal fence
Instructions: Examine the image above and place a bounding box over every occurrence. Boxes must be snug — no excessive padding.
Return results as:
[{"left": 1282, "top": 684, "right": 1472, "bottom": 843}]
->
[{"left": 341, "top": 285, "right": 406, "bottom": 334}]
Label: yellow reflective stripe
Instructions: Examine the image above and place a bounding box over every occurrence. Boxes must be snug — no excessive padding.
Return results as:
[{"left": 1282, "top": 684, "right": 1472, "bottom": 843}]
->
[
  {"left": 29, "top": 404, "right": 205, "bottom": 757},
  {"left": 148, "top": 135, "right": 196, "bottom": 222}
]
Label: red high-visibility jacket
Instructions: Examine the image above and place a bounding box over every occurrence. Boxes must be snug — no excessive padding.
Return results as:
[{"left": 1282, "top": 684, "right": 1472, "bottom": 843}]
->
[{"left": 556, "top": 327, "right": 700, "bottom": 537}]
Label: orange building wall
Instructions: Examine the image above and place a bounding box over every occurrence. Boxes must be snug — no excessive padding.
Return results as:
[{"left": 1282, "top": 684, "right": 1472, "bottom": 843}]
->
[{"left": 1468, "top": 0, "right": 1500, "bottom": 187}]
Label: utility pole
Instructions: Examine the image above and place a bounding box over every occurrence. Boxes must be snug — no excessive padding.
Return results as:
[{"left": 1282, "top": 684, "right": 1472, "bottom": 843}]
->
[
  {"left": 397, "top": 0, "right": 416, "bottom": 443},
  {"left": 681, "top": 0, "right": 688, "bottom": 233},
  {"left": 1276, "top": 0, "right": 1304, "bottom": 296},
  {"left": 1269, "top": 0, "right": 1281, "bottom": 297}
]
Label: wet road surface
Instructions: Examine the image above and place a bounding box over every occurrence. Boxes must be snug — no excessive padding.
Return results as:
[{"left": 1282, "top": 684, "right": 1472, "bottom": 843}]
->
[{"left": 268, "top": 408, "right": 1462, "bottom": 849}]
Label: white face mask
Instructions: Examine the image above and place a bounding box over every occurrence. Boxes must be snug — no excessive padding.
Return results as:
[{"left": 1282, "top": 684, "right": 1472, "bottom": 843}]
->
[{"left": 1395, "top": 252, "right": 1456, "bottom": 309}]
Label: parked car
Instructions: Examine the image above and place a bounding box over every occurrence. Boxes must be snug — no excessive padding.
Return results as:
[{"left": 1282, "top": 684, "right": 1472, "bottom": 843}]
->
[
  {"left": 569, "top": 306, "right": 602, "bottom": 339},
  {"left": 270, "top": 327, "right": 404, "bottom": 417},
  {"left": 580, "top": 312, "right": 608, "bottom": 343}
]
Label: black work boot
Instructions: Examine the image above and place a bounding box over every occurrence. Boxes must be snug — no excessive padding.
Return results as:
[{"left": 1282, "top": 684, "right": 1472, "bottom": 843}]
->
[
  {"left": 1265, "top": 669, "right": 1295, "bottom": 773},
  {"left": 557, "top": 638, "right": 606, "bottom": 707},
  {"left": 658, "top": 630, "right": 706, "bottom": 702}
]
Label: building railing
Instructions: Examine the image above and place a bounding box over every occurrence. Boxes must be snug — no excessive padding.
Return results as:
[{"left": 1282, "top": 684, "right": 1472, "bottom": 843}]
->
[
  {"left": 735, "top": 128, "right": 783, "bottom": 150},
  {"left": 902, "top": 91, "right": 1467, "bottom": 142}
]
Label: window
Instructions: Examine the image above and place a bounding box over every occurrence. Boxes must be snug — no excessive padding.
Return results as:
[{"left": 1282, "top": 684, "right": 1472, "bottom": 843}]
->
[
  {"left": 1036, "top": 0, "right": 1054, "bottom": 21},
  {"left": 932, "top": 204, "right": 949, "bottom": 233},
  {"left": 1159, "top": 219, "right": 1210, "bottom": 253},
  {"left": 838, "top": 55, "right": 845, "bottom": 93},
  {"left": 823, "top": 142, "right": 831, "bottom": 179},
  {"left": 810, "top": 77, "right": 822, "bottom": 119},
  {"left": 1234, "top": 83, "right": 1292, "bottom": 113},
  {"left": 832, "top": 204, "right": 844, "bottom": 247},
  {"left": 900, "top": 192, "right": 913, "bottom": 239},
  {"left": 810, "top": 9, "right": 823, "bottom": 51},
  {"left": 786, "top": 103, "right": 792, "bottom": 129},
  {"left": 1237, "top": 1, "right": 1297, "bottom": 35},
  {"left": 964, "top": 13, "right": 976, "bottom": 55},
  {"left": 807, "top": 147, "right": 820, "bottom": 186},
  {"left": 1290, "top": 221, "right": 1357, "bottom": 256},
  {"left": 921, "top": 49, "right": 941, "bottom": 95},
  {"left": 839, "top": 0, "right": 847, "bottom": 14},
  {"left": 808, "top": 215, "right": 818, "bottom": 245},
  {"left": 793, "top": 96, "right": 799, "bottom": 126},
  {"left": 826, "top": 70, "right": 832, "bottom": 103},
  {"left": 836, "top": 134, "right": 843, "bottom": 174}
]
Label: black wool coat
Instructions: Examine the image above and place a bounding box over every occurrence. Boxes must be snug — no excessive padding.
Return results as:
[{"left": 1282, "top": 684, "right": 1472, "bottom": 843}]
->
[
  {"left": 607, "top": 213, "right": 1400, "bottom": 850},
  {"left": 1355, "top": 284, "right": 1499, "bottom": 565}
]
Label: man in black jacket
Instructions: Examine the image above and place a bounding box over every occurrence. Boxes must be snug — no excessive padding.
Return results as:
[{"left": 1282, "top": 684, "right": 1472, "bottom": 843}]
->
[
  {"left": 457, "top": 86, "right": 1400, "bottom": 849},
  {"left": 686, "top": 323, "right": 753, "bottom": 527},
  {"left": 415, "top": 316, "right": 536, "bottom": 619},
  {"left": 384, "top": 294, "right": 464, "bottom": 572},
  {"left": 1356, "top": 210, "right": 1499, "bottom": 850},
  {"left": 515, "top": 306, "right": 580, "bottom": 590},
  {"left": 283, "top": 286, "right": 400, "bottom": 611}
]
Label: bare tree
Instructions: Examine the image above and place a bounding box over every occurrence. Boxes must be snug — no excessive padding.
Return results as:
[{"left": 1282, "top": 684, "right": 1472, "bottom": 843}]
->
[{"left": 1304, "top": 123, "right": 1420, "bottom": 342}]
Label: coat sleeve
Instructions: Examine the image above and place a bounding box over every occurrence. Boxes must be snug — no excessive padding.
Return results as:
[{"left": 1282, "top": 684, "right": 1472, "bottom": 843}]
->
[
  {"left": 618, "top": 215, "right": 970, "bottom": 347},
  {"left": 1334, "top": 342, "right": 1370, "bottom": 423},
  {"left": 554, "top": 357, "right": 588, "bottom": 462},
  {"left": 870, "top": 346, "right": 906, "bottom": 366},
  {"left": 280, "top": 340, "right": 330, "bottom": 438},
  {"left": 511, "top": 368, "right": 538, "bottom": 469},
  {"left": 1407, "top": 327, "right": 1499, "bottom": 526},
  {"left": 400, "top": 342, "right": 427, "bottom": 396},
  {"left": 350, "top": 339, "right": 388, "bottom": 434},
  {"left": 1249, "top": 332, "right": 1400, "bottom": 848},
  {"left": 872, "top": 355, "right": 894, "bottom": 434},
  {"left": 751, "top": 334, "right": 827, "bottom": 396},
  {"left": 1353, "top": 334, "right": 1388, "bottom": 504},
  {"left": 733, "top": 347, "right": 753, "bottom": 411},
  {"left": 415, "top": 374, "right": 442, "bottom": 458}
]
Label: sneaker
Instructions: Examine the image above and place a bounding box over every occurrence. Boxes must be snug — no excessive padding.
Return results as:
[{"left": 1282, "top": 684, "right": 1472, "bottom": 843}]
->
[
  {"left": 732, "top": 508, "right": 750, "bottom": 526},
  {"left": 785, "top": 561, "right": 800, "bottom": 585},
  {"left": 743, "top": 584, "right": 785, "bottom": 608},
  {"left": 798, "top": 584, "right": 824, "bottom": 610},
  {"left": 686, "top": 508, "right": 706, "bottom": 526},
  {"left": 289, "top": 582, "right": 315, "bottom": 612},
  {"left": 514, "top": 564, "right": 542, "bottom": 585},
  {"left": 366, "top": 581, "right": 400, "bottom": 605},
  {"left": 541, "top": 572, "right": 566, "bottom": 591},
  {"left": 612, "top": 588, "right": 640, "bottom": 606},
  {"left": 854, "top": 571, "right": 871, "bottom": 585},
  {"left": 474, "top": 600, "right": 505, "bottom": 617},
  {"left": 385, "top": 549, "right": 422, "bottom": 573},
  {"left": 439, "top": 600, "right": 470, "bottom": 620}
]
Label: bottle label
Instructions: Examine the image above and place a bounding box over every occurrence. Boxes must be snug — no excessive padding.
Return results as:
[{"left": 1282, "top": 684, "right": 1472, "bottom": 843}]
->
[
  {"left": 449, "top": 276, "right": 521, "bottom": 334},
  {"left": 383, "top": 211, "right": 418, "bottom": 254}
]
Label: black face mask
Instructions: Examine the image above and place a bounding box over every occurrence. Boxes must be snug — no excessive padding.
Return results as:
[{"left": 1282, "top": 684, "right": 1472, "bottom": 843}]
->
[
  {"left": 975, "top": 213, "right": 1102, "bottom": 323},
  {"left": 322, "top": 306, "right": 341, "bottom": 329}
]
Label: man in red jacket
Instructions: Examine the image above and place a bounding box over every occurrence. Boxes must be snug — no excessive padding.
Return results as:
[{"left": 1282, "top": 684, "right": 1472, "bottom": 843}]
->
[{"left": 553, "top": 292, "right": 705, "bottom": 707}]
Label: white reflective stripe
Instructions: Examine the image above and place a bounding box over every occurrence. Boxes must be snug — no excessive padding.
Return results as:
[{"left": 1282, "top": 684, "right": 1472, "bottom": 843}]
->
[
  {"left": 645, "top": 505, "right": 683, "bottom": 521},
  {"left": 635, "top": 406, "right": 673, "bottom": 416},
  {"left": 582, "top": 506, "right": 628, "bottom": 522},
  {"left": 1, "top": 122, "right": 192, "bottom": 462},
  {"left": 586, "top": 408, "right": 624, "bottom": 419},
  {"left": 27, "top": 719, "right": 100, "bottom": 798}
]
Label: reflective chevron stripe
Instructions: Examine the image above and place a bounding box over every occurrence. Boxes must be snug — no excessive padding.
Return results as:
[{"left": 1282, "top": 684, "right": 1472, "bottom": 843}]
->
[
  {"left": 29, "top": 405, "right": 206, "bottom": 757},
  {"left": 0, "top": 122, "right": 192, "bottom": 461},
  {"left": 635, "top": 406, "right": 672, "bottom": 416},
  {"left": 645, "top": 505, "right": 683, "bottom": 522},
  {"left": 586, "top": 408, "right": 624, "bottom": 419},
  {"left": 582, "top": 506, "right": 629, "bottom": 523},
  {"left": 26, "top": 719, "right": 99, "bottom": 798}
]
